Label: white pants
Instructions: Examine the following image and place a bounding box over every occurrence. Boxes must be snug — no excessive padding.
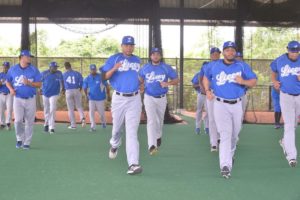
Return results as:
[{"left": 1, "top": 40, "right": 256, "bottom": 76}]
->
[
  {"left": 144, "top": 94, "right": 167, "bottom": 149},
  {"left": 110, "top": 91, "right": 142, "bottom": 166},
  {"left": 14, "top": 96, "right": 36, "bottom": 146},
  {"left": 0, "top": 93, "right": 13, "bottom": 125},
  {"left": 195, "top": 93, "right": 208, "bottom": 130},
  {"left": 43, "top": 95, "right": 59, "bottom": 130},
  {"left": 89, "top": 100, "right": 106, "bottom": 129},
  {"left": 241, "top": 93, "right": 248, "bottom": 118},
  {"left": 66, "top": 89, "right": 84, "bottom": 127},
  {"left": 280, "top": 92, "right": 300, "bottom": 161},
  {"left": 214, "top": 99, "right": 243, "bottom": 170},
  {"left": 206, "top": 98, "right": 219, "bottom": 146}
]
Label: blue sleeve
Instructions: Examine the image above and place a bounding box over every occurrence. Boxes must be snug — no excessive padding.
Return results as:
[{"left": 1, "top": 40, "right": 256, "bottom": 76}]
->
[
  {"left": 78, "top": 72, "right": 83, "bottom": 87},
  {"left": 167, "top": 65, "right": 178, "bottom": 79},
  {"left": 101, "top": 56, "right": 115, "bottom": 73},
  {"left": 58, "top": 71, "right": 63, "bottom": 81},
  {"left": 138, "top": 65, "right": 145, "bottom": 80},
  {"left": 6, "top": 69, "right": 12, "bottom": 83},
  {"left": 204, "top": 63, "right": 212, "bottom": 79},
  {"left": 34, "top": 68, "right": 42, "bottom": 82},
  {"left": 191, "top": 73, "right": 199, "bottom": 84},
  {"left": 270, "top": 59, "right": 277, "bottom": 73},
  {"left": 199, "top": 63, "right": 208, "bottom": 77},
  {"left": 40, "top": 71, "right": 45, "bottom": 81},
  {"left": 82, "top": 77, "right": 88, "bottom": 89},
  {"left": 242, "top": 63, "right": 257, "bottom": 80}
]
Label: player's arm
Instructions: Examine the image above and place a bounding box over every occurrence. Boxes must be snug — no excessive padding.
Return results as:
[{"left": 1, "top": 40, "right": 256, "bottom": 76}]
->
[
  {"left": 199, "top": 76, "right": 205, "bottom": 92},
  {"left": 23, "top": 79, "right": 42, "bottom": 88},
  {"left": 203, "top": 76, "right": 214, "bottom": 100},
  {"left": 271, "top": 71, "right": 280, "bottom": 90},
  {"left": 103, "top": 62, "right": 122, "bottom": 80},
  {"left": 235, "top": 76, "right": 257, "bottom": 88},
  {"left": 6, "top": 81, "right": 15, "bottom": 96},
  {"left": 106, "top": 85, "right": 111, "bottom": 101}
]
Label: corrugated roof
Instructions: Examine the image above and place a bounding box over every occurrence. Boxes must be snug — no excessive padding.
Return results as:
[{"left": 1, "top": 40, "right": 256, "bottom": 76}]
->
[
  {"left": 160, "top": 0, "right": 237, "bottom": 8},
  {"left": 0, "top": 0, "right": 21, "bottom": 5}
]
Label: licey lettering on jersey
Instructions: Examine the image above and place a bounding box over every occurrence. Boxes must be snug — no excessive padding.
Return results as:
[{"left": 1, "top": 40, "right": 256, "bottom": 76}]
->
[
  {"left": 280, "top": 65, "right": 300, "bottom": 77},
  {"left": 14, "top": 75, "right": 34, "bottom": 87},
  {"left": 145, "top": 71, "right": 166, "bottom": 83},
  {"left": 216, "top": 71, "right": 242, "bottom": 86},
  {"left": 117, "top": 59, "right": 140, "bottom": 72}
]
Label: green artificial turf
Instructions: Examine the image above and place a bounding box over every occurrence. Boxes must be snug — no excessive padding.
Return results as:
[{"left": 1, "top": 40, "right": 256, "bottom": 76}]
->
[{"left": 0, "top": 116, "right": 300, "bottom": 200}]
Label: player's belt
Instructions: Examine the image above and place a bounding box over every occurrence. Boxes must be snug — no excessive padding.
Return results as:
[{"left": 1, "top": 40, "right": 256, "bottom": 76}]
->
[
  {"left": 152, "top": 94, "right": 166, "bottom": 98},
  {"left": 116, "top": 91, "right": 138, "bottom": 97},
  {"left": 0, "top": 93, "right": 8, "bottom": 95},
  {"left": 216, "top": 97, "right": 241, "bottom": 104},
  {"left": 286, "top": 93, "right": 300, "bottom": 96}
]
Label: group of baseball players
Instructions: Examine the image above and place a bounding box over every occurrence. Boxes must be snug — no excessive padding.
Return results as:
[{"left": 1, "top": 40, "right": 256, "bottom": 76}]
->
[
  {"left": 192, "top": 40, "right": 300, "bottom": 178},
  {"left": 1, "top": 35, "right": 299, "bottom": 178}
]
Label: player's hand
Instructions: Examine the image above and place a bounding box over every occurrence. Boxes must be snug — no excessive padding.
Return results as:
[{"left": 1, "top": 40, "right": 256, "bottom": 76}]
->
[
  {"left": 273, "top": 81, "right": 280, "bottom": 90},
  {"left": 113, "top": 62, "right": 122, "bottom": 70},
  {"left": 23, "top": 77, "right": 31, "bottom": 86},
  {"left": 235, "top": 75, "right": 244, "bottom": 85},
  {"left": 9, "top": 89, "right": 16, "bottom": 96},
  {"left": 160, "top": 82, "right": 169, "bottom": 88},
  {"left": 206, "top": 90, "right": 214, "bottom": 100}
]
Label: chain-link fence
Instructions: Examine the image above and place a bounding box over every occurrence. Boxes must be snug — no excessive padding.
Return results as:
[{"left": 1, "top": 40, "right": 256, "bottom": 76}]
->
[{"left": 0, "top": 56, "right": 274, "bottom": 112}]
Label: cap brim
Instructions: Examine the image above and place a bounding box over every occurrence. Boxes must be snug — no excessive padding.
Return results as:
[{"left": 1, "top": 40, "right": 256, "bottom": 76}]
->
[{"left": 122, "top": 43, "right": 135, "bottom": 45}]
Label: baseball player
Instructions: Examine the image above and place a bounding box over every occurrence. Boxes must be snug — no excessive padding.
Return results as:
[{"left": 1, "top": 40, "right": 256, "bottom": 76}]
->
[
  {"left": 6, "top": 50, "right": 42, "bottom": 150},
  {"left": 0, "top": 62, "right": 13, "bottom": 130},
  {"left": 139, "top": 47, "right": 179, "bottom": 155},
  {"left": 203, "top": 41, "right": 257, "bottom": 179},
  {"left": 83, "top": 64, "right": 110, "bottom": 132},
  {"left": 40, "top": 61, "right": 63, "bottom": 134},
  {"left": 271, "top": 75, "right": 282, "bottom": 129},
  {"left": 101, "top": 36, "right": 142, "bottom": 175},
  {"left": 201, "top": 47, "right": 221, "bottom": 152},
  {"left": 191, "top": 62, "right": 209, "bottom": 135},
  {"left": 62, "top": 62, "right": 85, "bottom": 129},
  {"left": 271, "top": 40, "right": 300, "bottom": 167}
]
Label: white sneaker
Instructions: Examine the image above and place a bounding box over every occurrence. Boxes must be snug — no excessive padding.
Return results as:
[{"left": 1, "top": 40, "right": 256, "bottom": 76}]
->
[
  {"left": 109, "top": 147, "right": 118, "bottom": 159},
  {"left": 289, "top": 159, "right": 297, "bottom": 167},
  {"left": 127, "top": 164, "right": 143, "bottom": 175},
  {"left": 68, "top": 126, "right": 76, "bottom": 130},
  {"left": 211, "top": 146, "right": 218, "bottom": 152}
]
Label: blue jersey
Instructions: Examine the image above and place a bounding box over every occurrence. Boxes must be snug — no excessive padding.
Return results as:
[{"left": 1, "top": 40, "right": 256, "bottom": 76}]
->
[
  {"left": 101, "top": 53, "right": 141, "bottom": 93},
  {"left": 270, "top": 53, "right": 300, "bottom": 95},
  {"left": 191, "top": 62, "right": 208, "bottom": 93},
  {"left": 204, "top": 59, "right": 257, "bottom": 99},
  {"left": 6, "top": 64, "right": 41, "bottom": 99},
  {"left": 0, "top": 72, "right": 9, "bottom": 94},
  {"left": 63, "top": 70, "right": 83, "bottom": 90},
  {"left": 83, "top": 73, "right": 108, "bottom": 101},
  {"left": 41, "top": 69, "right": 63, "bottom": 97},
  {"left": 139, "top": 62, "right": 178, "bottom": 96}
]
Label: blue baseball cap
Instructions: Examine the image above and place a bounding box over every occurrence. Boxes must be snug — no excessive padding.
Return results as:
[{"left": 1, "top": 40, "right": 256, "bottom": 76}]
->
[
  {"left": 49, "top": 61, "right": 58, "bottom": 68},
  {"left": 236, "top": 52, "right": 243, "bottom": 57},
  {"left": 89, "top": 64, "right": 97, "bottom": 70},
  {"left": 210, "top": 47, "right": 221, "bottom": 54},
  {"left": 287, "top": 41, "right": 300, "bottom": 52},
  {"left": 223, "top": 41, "right": 237, "bottom": 50},
  {"left": 20, "top": 50, "right": 34, "bottom": 57},
  {"left": 122, "top": 36, "right": 135, "bottom": 45},
  {"left": 2, "top": 61, "right": 10, "bottom": 67},
  {"left": 150, "top": 47, "right": 162, "bottom": 54}
]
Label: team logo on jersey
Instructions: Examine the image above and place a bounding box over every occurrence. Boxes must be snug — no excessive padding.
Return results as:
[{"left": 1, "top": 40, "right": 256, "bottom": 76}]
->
[
  {"left": 14, "top": 75, "right": 33, "bottom": 87},
  {"left": 281, "top": 65, "right": 300, "bottom": 77},
  {"left": 118, "top": 59, "right": 140, "bottom": 72},
  {"left": 145, "top": 71, "right": 166, "bottom": 83},
  {"left": 216, "top": 71, "right": 242, "bottom": 86}
]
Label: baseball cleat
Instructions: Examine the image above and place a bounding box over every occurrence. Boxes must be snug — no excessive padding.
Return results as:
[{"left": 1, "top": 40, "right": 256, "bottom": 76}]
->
[
  {"left": 157, "top": 138, "right": 162, "bottom": 147},
  {"left": 102, "top": 123, "right": 107, "bottom": 129},
  {"left": 289, "top": 159, "right": 297, "bottom": 167},
  {"left": 221, "top": 166, "right": 231, "bottom": 179},
  {"left": 205, "top": 128, "right": 209, "bottom": 134},
  {"left": 149, "top": 145, "right": 158, "bottom": 156},
  {"left": 49, "top": 129, "right": 55, "bottom": 134},
  {"left": 89, "top": 128, "right": 96, "bottom": 132},
  {"left": 22, "top": 145, "right": 30, "bottom": 150},
  {"left": 211, "top": 146, "right": 218, "bottom": 152},
  {"left": 44, "top": 125, "right": 49, "bottom": 132},
  {"left": 195, "top": 128, "right": 200, "bottom": 134},
  {"left": 127, "top": 164, "right": 143, "bottom": 175},
  {"left": 109, "top": 147, "right": 118, "bottom": 159},
  {"left": 16, "top": 141, "right": 22, "bottom": 149},
  {"left": 81, "top": 119, "right": 86, "bottom": 128},
  {"left": 274, "top": 124, "right": 281, "bottom": 129},
  {"left": 68, "top": 126, "right": 76, "bottom": 130},
  {"left": 0, "top": 124, "right": 5, "bottom": 129}
]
